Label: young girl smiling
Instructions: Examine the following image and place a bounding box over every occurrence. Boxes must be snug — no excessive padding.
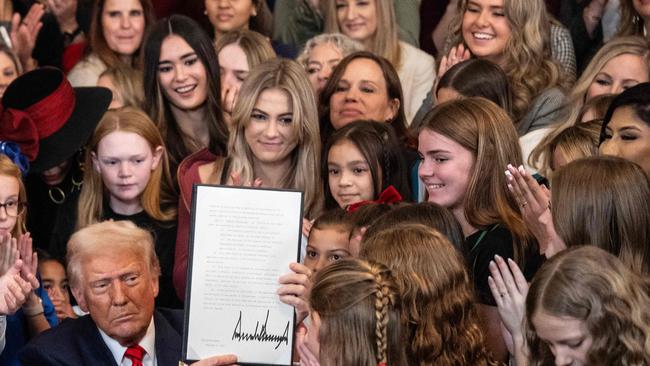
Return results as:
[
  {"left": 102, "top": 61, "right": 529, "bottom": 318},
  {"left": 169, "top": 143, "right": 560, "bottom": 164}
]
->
[{"left": 323, "top": 121, "right": 411, "bottom": 210}]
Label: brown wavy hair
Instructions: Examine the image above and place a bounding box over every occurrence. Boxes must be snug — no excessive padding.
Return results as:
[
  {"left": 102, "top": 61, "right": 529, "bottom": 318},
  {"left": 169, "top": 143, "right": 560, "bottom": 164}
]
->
[
  {"left": 526, "top": 246, "right": 650, "bottom": 365},
  {"left": 310, "top": 258, "right": 407, "bottom": 366},
  {"left": 361, "top": 223, "right": 496, "bottom": 366},
  {"left": 551, "top": 156, "right": 650, "bottom": 275}
]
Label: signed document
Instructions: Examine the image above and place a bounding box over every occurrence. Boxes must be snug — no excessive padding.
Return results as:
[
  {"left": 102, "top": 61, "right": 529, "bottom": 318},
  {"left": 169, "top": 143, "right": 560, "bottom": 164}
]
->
[{"left": 183, "top": 185, "right": 302, "bottom": 365}]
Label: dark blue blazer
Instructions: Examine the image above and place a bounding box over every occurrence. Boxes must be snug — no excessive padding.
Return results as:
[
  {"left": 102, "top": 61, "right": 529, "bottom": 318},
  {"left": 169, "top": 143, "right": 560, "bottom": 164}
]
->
[{"left": 19, "top": 308, "right": 184, "bottom": 366}]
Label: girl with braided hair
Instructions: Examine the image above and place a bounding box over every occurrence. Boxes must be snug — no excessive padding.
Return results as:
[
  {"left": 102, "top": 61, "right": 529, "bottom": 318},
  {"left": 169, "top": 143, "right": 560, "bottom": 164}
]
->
[
  {"left": 299, "top": 258, "right": 407, "bottom": 366},
  {"left": 361, "top": 223, "right": 496, "bottom": 366}
]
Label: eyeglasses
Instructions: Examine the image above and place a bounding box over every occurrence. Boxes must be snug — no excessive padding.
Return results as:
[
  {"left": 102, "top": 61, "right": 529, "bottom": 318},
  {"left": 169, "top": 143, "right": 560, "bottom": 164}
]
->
[{"left": 0, "top": 200, "right": 25, "bottom": 217}]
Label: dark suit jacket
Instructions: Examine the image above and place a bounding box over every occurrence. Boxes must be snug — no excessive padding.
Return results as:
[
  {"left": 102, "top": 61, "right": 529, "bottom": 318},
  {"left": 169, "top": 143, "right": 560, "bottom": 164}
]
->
[{"left": 19, "top": 308, "right": 184, "bottom": 366}]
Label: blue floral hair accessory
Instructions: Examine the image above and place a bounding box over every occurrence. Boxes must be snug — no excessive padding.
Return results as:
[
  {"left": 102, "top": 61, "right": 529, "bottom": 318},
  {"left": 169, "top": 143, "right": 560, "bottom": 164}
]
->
[{"left": 0, "top": 140, "right": 29, "bottom": 175}]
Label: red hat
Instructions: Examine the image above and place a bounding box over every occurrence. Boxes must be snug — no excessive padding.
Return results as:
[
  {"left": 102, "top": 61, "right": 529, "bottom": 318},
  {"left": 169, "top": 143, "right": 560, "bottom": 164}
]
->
[{"left": 0, "top": 67, "right": 111, "bottom": 173}]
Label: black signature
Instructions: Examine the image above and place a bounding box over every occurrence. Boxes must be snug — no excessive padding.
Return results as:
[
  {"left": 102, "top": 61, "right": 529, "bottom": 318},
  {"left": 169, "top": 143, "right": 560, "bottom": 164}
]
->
[{"left": 231, "top": 310, "right": 290, "bottom": 350}]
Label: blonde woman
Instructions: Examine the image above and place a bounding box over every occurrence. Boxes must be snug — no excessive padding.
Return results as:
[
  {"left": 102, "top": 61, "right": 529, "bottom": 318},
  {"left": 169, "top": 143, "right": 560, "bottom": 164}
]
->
[
  {"left": 174, "top": 58, "right": 323, "bottom": 300},
  {"left": 322, "top": 0, "right": 435, "bottom": 124},
  {"left": 529, "top": 36, "right": 650, "bottom": 174},
  {"left": 443, "top": 0, "right": 566, "bottom": 139}
]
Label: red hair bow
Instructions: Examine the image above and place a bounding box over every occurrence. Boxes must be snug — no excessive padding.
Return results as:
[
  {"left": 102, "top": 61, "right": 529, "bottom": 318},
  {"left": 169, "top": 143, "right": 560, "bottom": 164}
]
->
[
  {"left": 0, "top": 107, "right": 39, "bottom": 161},
  {"left": 346, "top": 185, "right": 402, "bottom": 213}
]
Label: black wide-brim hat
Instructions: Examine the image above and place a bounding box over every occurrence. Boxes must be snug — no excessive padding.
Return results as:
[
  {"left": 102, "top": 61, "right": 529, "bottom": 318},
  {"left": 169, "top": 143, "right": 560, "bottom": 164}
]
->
[{"left": 0, "top": 67, "right": 111, "bottom": 173}]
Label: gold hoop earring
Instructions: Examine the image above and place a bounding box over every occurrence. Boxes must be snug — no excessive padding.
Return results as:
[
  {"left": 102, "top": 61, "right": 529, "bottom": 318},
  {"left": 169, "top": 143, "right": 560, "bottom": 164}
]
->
[{"left": 48, "top": 187, "right": 66, "bottom": 205}]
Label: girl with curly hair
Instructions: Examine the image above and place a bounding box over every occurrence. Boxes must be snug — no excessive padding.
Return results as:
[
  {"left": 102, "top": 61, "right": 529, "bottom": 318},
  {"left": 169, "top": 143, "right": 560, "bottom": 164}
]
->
[
  {"left": 300, "top": 258, "right": 407, "bottom": 366},
  {"left": 361, "top": 223, "right": 496, "bottom": 366},
  {"left": 526, "top": 246, "right": 650, "bottom": 365},
  {"left": 442, "top": 0, "right": 567, "bottom": 140}
]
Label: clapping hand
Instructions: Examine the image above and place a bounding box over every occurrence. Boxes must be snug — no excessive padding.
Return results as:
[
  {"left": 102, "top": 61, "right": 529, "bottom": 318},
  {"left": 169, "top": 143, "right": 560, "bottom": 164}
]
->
[
  {"left": 437, "top": 44, "right": 471, "bottom": 78},
  {"left": 505, "top": 164, "right": 565, "bottom": 257},
  {"left": 10, "top": 3, "right": 44, "bottom": 70},
  {"left": 488, "top": 255, "right": 529, "bottom": 363},
  {"left": 0, "top": 259, "right": 33, "bottom": 315}
]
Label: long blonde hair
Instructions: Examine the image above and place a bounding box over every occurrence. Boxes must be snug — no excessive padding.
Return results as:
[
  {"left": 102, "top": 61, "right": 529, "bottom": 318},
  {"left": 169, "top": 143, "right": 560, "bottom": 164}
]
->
[
  {"left": 447, "top": 0, "right": 565, "bottom": 122},
  {"left": 529, "top": 36, "right": 650, "bottom": 173},
  {"left": 77, "top": 107, "right": 177, "bottom": 230},
  {"left": 227, "top": 59, "right": 322, "bottom": 218},
  {"left": 323, "top": 0, "right": 401, "bottom": 69}
]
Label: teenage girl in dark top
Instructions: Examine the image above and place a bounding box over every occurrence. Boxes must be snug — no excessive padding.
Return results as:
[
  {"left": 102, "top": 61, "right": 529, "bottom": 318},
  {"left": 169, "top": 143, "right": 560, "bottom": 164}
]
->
[{"left": 417, "top": 98, "right": 543, "bottom": 363}]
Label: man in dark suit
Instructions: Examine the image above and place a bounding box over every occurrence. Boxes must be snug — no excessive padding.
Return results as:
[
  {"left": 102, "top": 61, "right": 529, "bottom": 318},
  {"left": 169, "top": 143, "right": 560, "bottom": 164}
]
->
[{"left": 19, "top": 221, "right": 235, "bottom": 366}]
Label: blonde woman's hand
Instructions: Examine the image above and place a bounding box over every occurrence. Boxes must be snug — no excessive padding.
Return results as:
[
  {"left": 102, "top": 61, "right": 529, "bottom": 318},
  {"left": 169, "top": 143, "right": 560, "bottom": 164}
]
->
[
  {"left": 505, "top": 164, "right": 565, "bottom": 257},
  {"left": 277, "top": 262, "right": 311, "bottom": 323},
  {"left": 437, "top": 44, "right": 471, "bottom": 79},
  {"left": 229, "top": 171, "right": 263, "bottom": 188}
]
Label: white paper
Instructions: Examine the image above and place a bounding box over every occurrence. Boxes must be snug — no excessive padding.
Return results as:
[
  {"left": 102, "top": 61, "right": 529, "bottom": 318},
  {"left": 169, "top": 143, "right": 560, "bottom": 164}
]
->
[{"left": 184, "top": 185, "right": 302, "bottom": 365}]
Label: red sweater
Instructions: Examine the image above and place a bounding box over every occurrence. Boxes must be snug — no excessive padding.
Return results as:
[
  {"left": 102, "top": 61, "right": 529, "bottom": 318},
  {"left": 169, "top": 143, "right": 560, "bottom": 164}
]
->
[{"left": 173, "top": 148, "right": 221, "bottom": 301}]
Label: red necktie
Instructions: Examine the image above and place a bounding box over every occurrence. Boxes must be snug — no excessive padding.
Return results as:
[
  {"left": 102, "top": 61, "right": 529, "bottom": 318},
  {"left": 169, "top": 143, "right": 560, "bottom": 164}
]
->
[{"left": 124, "top": 344, "right": 146, "bottom": 366}]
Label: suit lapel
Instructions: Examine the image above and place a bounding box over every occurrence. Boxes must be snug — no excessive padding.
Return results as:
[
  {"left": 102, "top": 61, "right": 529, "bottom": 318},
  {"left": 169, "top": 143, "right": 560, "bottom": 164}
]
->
[
  {"left": 153, "top": 310, "right": 183, "bottom": 366},
  {"left": 77, "top": 315, "right": 120, "bottom": 365}
]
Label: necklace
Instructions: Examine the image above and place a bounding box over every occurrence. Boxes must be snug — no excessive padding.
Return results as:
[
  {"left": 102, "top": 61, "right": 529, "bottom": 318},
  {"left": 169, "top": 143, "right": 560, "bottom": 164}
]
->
[{"left": 47, "top": 153, "right": 85, "bottom": 205}]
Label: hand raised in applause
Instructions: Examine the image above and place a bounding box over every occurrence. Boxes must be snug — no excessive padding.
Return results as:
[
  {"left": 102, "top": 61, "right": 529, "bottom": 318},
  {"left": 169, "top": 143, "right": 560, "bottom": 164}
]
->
[
  {"left": 437, "top": 43, "right": 471, "bottom": 79},
  {"left": 488, "top": 255, "right": 529, "bottom": 365},
  {"left": 0, "top": 259, "right": 34, "bottom": 315},
  {"left": 505, "top": 164, "right": 565, "bottom": 258},
  {"left": 10, "top": 4, "right": 44, "bottom": 70}
]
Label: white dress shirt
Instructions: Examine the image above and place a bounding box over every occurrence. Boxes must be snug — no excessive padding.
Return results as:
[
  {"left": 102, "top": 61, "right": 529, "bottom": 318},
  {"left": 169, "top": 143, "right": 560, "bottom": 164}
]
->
[{"left": 98, "top": 317, "right": 157, "bottom": 366}]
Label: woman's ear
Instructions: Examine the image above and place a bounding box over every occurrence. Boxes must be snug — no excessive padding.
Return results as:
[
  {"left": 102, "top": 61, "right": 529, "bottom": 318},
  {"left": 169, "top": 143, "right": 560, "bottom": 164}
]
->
[
  {"left": 151, "top": 146, "right": 164, "bottom": 170},
  {"left": 384, "top": 98, "right": 400, "bottom": 121}
]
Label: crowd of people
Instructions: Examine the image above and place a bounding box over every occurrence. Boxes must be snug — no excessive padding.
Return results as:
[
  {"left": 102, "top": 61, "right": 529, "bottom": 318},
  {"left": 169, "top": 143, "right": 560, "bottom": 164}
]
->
[{"left": 0, "top": 0, "right": 649, "bottom": 365}]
